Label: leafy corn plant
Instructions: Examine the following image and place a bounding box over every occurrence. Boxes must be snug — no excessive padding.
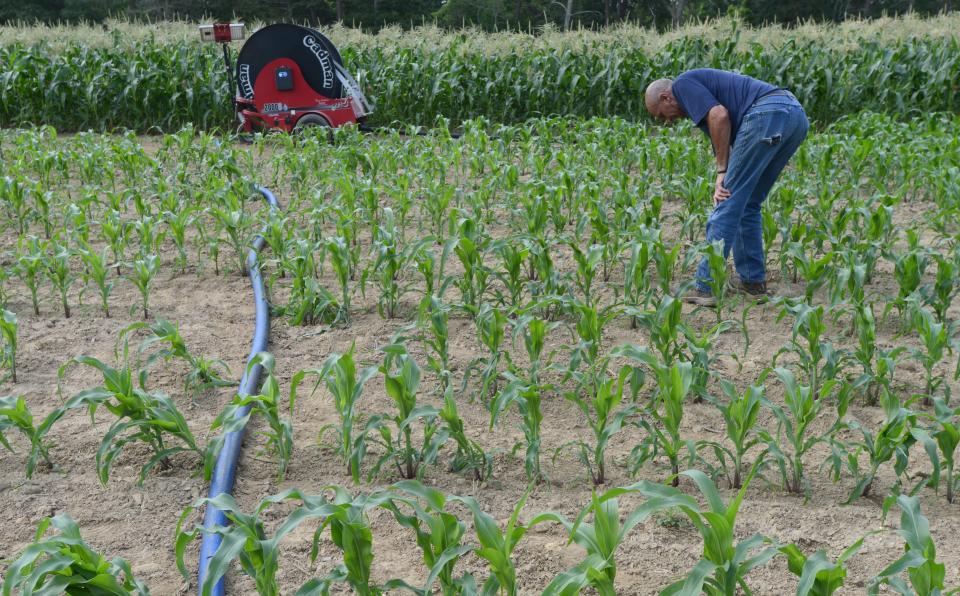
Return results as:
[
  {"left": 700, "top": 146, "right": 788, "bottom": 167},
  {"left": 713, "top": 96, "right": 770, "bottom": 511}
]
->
[
  {"left": 16, "top": 236, "right": 44, "bottom": 315},
  {"left": 123, "top": 318, "right": 232, "bottom": 400},
  {"left": 77, "top": 242, "right": 115, "bottom": 317},
  {"left": 438, "top": 386, "right": 492, "bottom": 481},
  {"left": 0, "top": 309, "right": 17, "bottom": 383},
  {"left": 210, "top": 352, "right": 293, "bottom": 482},
  {"left": 130, "top": 254, "right": 160, "bottom": 319},
  {"left": 291, "top": 344, "right": 377, "bottom": 482},
  {"left": 3, "top": 513, "right": 150, "bottom": 596},
  {"left": 45, "top": 238, "right": 75, "bottom": 318},
  {"left": 911, "top": 396, "right": 960, "bottom": 504},
  {"left": 759, "top": 367, "right": 842, "bottom": 497},
  {"left": 366, "top": 345, "right": 447, "bottom": 480},
  {"left": 0, "top": 394, "right": 55, "bottom": 478},
  {"left": 868, "top": 495, "right": 948, "bottom": 596},
  {"left": 643, "top": 462, "right": 778, "bottom": 596},
  {"left": 779, "top": 536, "right": 866, "bottom": 596},
  {"left": 699, "top": 380, "right": 764, "bottom": 489},
  {"left": 530, "top": 481, "right": 697, "bottom": 595},
  {"left": 450, "top": 489, "right": 533, "bottom": 596},
  {"left": 385, "top": 480, "right": 477, "bottom": 595},
  {"left": 52, "top": 344, "right": 204, "bottom": 485}
]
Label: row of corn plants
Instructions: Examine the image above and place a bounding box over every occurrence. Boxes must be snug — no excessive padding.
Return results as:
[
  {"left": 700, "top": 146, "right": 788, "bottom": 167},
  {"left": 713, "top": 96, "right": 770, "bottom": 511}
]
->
[
  {"left": 1, "top": 25, "right": 959, "bottom": 131},
  {"left": 4, "top": 475, "right": 952, "bottom": 595}
]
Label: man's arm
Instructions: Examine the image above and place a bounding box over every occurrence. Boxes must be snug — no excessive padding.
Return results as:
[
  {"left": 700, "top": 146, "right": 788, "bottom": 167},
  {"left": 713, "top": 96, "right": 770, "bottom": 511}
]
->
[
  {"left": 706, "top": 105, "right": 732, "bottom": 204},
  {"left": 706, "top": 105, "right": 730, "bottom": 171}
]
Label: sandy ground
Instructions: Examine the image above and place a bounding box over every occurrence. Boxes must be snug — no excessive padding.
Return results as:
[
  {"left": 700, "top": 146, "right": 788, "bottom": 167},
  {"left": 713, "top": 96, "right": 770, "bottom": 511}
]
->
[{"left": 1, "top": 132, "right": 959, "bottom": 595}]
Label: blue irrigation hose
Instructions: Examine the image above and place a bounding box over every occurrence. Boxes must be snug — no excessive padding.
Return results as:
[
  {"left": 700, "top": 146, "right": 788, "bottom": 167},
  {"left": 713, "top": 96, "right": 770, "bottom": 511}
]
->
[{"left": 197, "top": 185, "right": 280, "bottom": 596}]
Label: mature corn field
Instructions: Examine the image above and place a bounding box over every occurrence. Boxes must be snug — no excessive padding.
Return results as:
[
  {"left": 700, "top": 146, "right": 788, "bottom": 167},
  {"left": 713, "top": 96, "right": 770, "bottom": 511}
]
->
[
  {"left": 0, "top": 16, "right": 958, "bottom": 131},
  {"left": 2, "top": 110, "right": 960, "bottom": 593}
]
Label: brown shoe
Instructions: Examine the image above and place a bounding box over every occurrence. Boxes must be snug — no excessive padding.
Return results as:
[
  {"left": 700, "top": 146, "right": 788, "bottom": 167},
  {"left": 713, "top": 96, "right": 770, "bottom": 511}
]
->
[
  {"left": 682, "top": 288, "right": 717, "bottom": 307},
  {"left": 733, "top": 279, "right": 775, "bottom": 302}
]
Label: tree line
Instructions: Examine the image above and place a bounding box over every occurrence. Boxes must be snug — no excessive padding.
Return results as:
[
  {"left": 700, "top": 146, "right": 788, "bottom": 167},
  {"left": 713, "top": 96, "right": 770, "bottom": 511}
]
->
[{"left": 4, "top": 0, "right": 956, "bottom": 30}]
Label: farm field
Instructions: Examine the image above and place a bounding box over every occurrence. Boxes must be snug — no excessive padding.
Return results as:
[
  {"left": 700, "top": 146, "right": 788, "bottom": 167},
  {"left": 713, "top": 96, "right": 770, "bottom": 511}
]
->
[{"left": 2, "top": 110, "right": 960, "bottom": 595}]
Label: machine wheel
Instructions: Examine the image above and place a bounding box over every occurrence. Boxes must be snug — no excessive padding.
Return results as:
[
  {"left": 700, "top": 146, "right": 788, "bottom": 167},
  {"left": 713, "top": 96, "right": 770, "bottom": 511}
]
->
[{"left": 294, "top": 114, "right": 331, "bottom": 135}]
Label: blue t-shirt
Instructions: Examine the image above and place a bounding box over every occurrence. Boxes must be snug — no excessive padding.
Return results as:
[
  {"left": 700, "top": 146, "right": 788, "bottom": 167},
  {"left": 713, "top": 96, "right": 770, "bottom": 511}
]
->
[{"left": 671, "top": 69, "right": 777, "bottom": 146}]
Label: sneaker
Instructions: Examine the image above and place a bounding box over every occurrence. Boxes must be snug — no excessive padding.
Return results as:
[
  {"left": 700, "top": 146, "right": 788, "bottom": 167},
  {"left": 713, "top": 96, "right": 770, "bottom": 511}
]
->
[
  {"left": 682, "top": 288, "right": 717, "bottom": 307},
  {"left": 733, "top": 279, "right": 775, "bottom": 302}
]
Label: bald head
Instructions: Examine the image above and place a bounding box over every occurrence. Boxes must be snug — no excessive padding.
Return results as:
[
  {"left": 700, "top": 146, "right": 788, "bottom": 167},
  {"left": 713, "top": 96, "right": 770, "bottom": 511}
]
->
[
  {"left": 645, "top": 78, "right": 673, "bottom": 112},
  {"left": 645, "top": 78, "right": 684, "bottom": 123}
]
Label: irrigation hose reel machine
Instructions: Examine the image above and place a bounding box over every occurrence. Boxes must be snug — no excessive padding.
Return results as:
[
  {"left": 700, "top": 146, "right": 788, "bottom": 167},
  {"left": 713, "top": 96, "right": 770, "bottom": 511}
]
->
[{"left": 199, "top": 22, "right": 374, "bottom": 133}]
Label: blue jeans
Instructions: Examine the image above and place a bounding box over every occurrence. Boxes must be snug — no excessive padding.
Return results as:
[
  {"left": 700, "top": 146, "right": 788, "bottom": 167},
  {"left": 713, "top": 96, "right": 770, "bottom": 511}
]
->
[{"left": 696, "top": 92, "right": 809, "bottom": 292}]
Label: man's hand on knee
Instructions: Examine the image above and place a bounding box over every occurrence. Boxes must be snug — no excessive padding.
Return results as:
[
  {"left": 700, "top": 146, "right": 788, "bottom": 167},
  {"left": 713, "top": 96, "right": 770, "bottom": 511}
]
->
[{"left": 714, "top": 173, "right": 731, "bottom": 205}]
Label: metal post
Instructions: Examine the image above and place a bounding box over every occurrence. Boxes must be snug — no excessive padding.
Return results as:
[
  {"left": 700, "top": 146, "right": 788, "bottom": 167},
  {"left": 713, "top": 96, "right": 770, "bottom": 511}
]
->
[{"left": 221, "top": 42, "right": 234, "bottom": 96}]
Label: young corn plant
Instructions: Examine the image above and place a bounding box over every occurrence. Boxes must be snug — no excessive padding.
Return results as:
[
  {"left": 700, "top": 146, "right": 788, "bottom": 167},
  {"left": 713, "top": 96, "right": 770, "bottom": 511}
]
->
[
  {"left": 642, "top": 462, "right": 779, "bottom": 596},
  {"left": 326, "top": 235, "right": 354, "bottom": 324},
  {"left": 123, "top": 319, "right": 232, "bottom": 401},
  {"left": 774, "top": 300, "right": 846, "bottom": 401},
  {"left": 788, "top": 243, "right": 834, "bottom": 301},
  {"left": 699, "top": 380, "right": 764, "bottom": 489},
  {"left": 867, "top": 495, "right": 948, "bottom": 596},
  {"left": 559, "top": 364, "right": 639, "bottom": 485},
  {"left": 492, "top": 239, "right": 528, "bottom": 307},
  {"left": 52, "top": 344, "right": 205, "bottom": 485},
  {"left": 450, "top": 490, "right": 533, "bottom": 596},
  {"left": 911, "top": 396, "right": 960, "bottom": 504},
  {"left": 366, "top": 345, "right": 447, "bottom": 480},
  {"left": 130, "top": 254, "right": 160, "bottom": 319},
  {"left": 461, "top": 302, "right": 509, "bottom": 403},
  {"left": 438, "top": 386, "right": 492, "bottom": 482},
  {"left": 491, "top": 378, "right": 546, "bottom": 483},
  {"left": 4, "top": 513, "right": 150, "bottom": 596},
  {"left": 16, "top": 236, "right": 44, "bottom": 315},
  {"left": 177, "top": 487, "right": 411, "bottom": 596},
  {"left": 828, "top": 389, "right": 917, "bottom": 503},
  {"left": 417, "top": 295, "right": 454, "bottom": 391},
  {"left": 385, "top": 481, "right": 478, "bottom": 595},
  {"left": 623, "top": 234, "right": 656, "bottom": 327},
  {"left": 850, "top": 302, "right": 904, "bottom": 405},
  {"left": 0, "top": 309, "right": 17, "bottom": 383},
  {"left": 45, "top": 238, "right": 75, "bottom": 318},
  {"left": 759, "top": 367, "right": 843, "bottom": 497},
  {"left": 529, "top": 481, "right": 697, "bottom": 596},
  {"left": 291, "top": 344, "right": 377, "bottom": 482},
  {"left": 77, "top": 242, "right": 115, "bottom": 317},
  {"left": 0, "top": 394, "right": 55, "bottom": 478},
  {"left": 779, "top": 536, "right": 867, "bottom": 596},
  {"left": 908, "top": 302, "right": 955, "bottom": 406},
  {"left": 616, "top": 346, "right": 696, "bottom": 486},
  {"left": 282, "top": 239, "right": 341, "bottom": 326},
  {"left": 700, "top": 239, "right": 733, "bottom": 321},
  {"left": 210, "top": 353, "right": 293, "bottom": 482}
]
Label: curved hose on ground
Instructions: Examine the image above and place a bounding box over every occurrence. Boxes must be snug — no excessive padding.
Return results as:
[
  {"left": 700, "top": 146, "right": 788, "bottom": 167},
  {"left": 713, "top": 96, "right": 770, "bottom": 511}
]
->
[{"left": 197, "top": 185, "right": 279, "bottom": 596}]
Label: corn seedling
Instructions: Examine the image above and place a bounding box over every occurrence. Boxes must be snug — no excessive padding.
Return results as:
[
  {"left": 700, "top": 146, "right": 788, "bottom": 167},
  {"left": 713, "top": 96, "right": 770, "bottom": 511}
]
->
[
  {"left": 326, "top": 235, "right": 354, "bottom": 324},
  {"left": 210, "top": 353, "right": 292, "bottom": 481},
  {"left": 491, "top": 378, "right": 546, "bottom": 483},
  {"left": 385, "top": 480, "right": 478, "bottom": 595},
  {"left": 0, "top": 309, "right": 17, "bottom": 383},
  {"left": 644, "top": 462, "right": 779, "bottom": 596},
  {"left": 450, "top": 489, "right": 533, "bottom": 596},
  {"left": 758, "top": 367, "right": 839, "bottom": 497},
  {"left": 77, "top": 242, "right": 115, "bottom": 317},
  {"left": 129, "top": 254, "right": 160, "bottom": 319},
  {"left": 3, "top": 513, "right": 149, "bottom": 596},
  {"left": 699, "top": 380, "right": 764, "bottom": 489},
  {"left": 828, "top": 389, "right": 917, "bottom": 503},
  {"left": 366, "top": 345, "right": 447, "bottom": 480},
  {"left": 0, "top": 394, "right": 55, "bottom": 478},
  {"left": 16, "top": 236, "right": 44, "bottom": 315},
  {"left": 779, "top": 536, "right": 867, "bottom": 596},
  {"left": 907, "top": 302, "right": 955, "bottom": 406},
  {"left": 52, "top": 344, "right": 204, "bottom": 485},
  {"left": 461, "top": 302, "right": 509, "bottom": 402},
  {"left": 911, "top": 396, "right": 960, "bottom": 504},
  {"left": 438, "top": 386, "right": 492, "bottom": 482},
  {"left": 629, "top": 355, "right": 697, "bottom": 486},
  {"left": 45, "top": 238, "right": 75, "bottom": 318},
  {"left": 774, "top": 299, "right": 846, "bottom": 401},
  {"left": 291, "top": 344, "right": 377, "bottom": 482},
  {"left": 529, "top": 481, "right": 698, "bottom": 596},
  {"left": 123, "top": 318, "right": 232, "bottom": 400},
  {"left": 867, "top": 495, "right": 948, "bottom": 596}
]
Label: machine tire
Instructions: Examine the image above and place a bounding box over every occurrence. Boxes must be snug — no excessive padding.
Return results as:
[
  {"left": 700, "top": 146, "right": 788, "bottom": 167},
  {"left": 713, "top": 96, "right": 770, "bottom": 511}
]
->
[{"left": 294, "top": 113, "right": 331, "bottom": 132}]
